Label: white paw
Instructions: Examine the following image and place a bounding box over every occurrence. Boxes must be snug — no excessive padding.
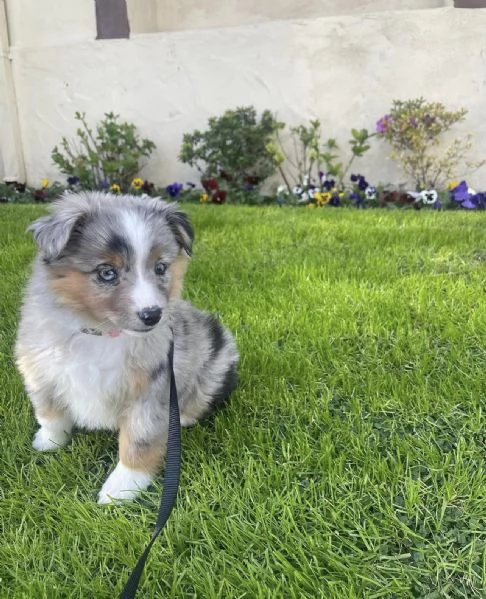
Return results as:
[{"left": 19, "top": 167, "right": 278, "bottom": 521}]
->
[
  {"left": 97, "top": 462, "right": 152, "bottom": 504},
  {"left": 32, "top": 427, "right": 70, "bottom": 451},
  {"left": 180, "top": 414, "right": 197, "bottom": 428}
]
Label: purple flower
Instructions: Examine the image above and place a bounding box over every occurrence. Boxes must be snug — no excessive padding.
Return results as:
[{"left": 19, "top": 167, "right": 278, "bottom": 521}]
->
[
  {"left": 329, "top": 194, "right": 341, "bottom": 207},
  {"left": 350, "top": 173, "right": 368, "bottom": 191},
  {"left": 323, "top": 179, "right": 336, "bottom": 191},
  {"left": 166, "top": 182, "right": 183, "bottom": 198},
  {"left": 33, "top": 189, "right": 47, "bottom": 202},
  {"left": 358, "top": 177, "right": 368, "bottom": 191},
  {"left": 450, "top": 181, "right": 486, "bottom": 209},
  {"left": 100, "top": 180, "right": 109, "bottom": 189},
  {"left": 376, "top": 115, "right": 392, "bottom": 134},
  {"left": 67, "top": 176, "right": 80, "bottom": 186}
]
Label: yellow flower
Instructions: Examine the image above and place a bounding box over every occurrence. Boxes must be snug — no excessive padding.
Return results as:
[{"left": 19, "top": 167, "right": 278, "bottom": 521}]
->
[
  {"left": 306, "top": 203, "right": 316, "bottom": 209},
  {"left": 200, "top": 193, "right": 209, "bottom": 203},
  {"left": 339, "top": 192, "right": 346, "bottom": 199},
  {"left": 447, "top": 181, "right": 459, "bottom": 190},
  {"left": 110, "top": 183, "right": 121, "bottom": 193},
  {"left": 41, "top": 178, "right": 49, "bottom": 188},
  {"left": 314, "top": 192, "right": 331, "bottom": 207},
  {"left": 131, "top": 177, "right": 143, "bottom": 190}
]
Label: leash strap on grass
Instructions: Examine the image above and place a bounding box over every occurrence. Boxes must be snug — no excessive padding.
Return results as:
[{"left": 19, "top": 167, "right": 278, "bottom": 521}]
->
[{"left": 119, "top": 337, "right": 181, "bottom": 599}]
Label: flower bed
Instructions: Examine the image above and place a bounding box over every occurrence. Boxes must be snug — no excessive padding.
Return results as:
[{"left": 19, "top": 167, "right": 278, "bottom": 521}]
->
[{"left": 2, "top": 99, "right": 485, "bottom": 211}]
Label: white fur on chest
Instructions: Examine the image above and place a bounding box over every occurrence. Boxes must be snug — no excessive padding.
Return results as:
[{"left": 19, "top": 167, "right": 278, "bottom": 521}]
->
[{"left": 49, "top": 333, "right": 128, "bottom": 430}]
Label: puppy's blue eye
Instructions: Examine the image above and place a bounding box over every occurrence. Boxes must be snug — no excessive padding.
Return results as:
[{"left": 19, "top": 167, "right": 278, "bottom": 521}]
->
[
  {"left": 154, "top": 261, "right": 168, "bottom": 276},
  {"left": 97, "top": 266, "right": 118, "bottom": 282}
]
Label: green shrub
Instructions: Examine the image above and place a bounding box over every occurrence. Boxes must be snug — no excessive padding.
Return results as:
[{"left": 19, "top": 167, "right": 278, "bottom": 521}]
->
[
  {"left": 179, "top": 106, "right": 284, "bottom": 202},
  {"left": 376, "top": 98, "right": 484, "bottom": 191},
  {"left": 51, "top": 112, "right": 156, "bottom": 193}
]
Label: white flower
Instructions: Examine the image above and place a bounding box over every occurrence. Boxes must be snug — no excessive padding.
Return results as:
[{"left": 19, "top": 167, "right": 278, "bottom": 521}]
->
[
  {"left": 292, "top": 185, "right": 303, "bottom": 196},
  {"left": 301, "top": 192, "right": 309, "bottom": 202},
  {"left": 365, "top": 186, "right": 376, "bottom": 200},
  {"left": 303, "top": 175, "right": 310, "bottom": 187},
  {"left": 308, "top": 188, "right": 316, "bottom": 199},
  {"left": 277, "top": 184, "right": 287, "bottom": 195},
  {"left": 419, "top": 189, "right": 438, "bottom": 205},
  {"left": 468, "top": 187, "right": 477, "bottom": 196}
]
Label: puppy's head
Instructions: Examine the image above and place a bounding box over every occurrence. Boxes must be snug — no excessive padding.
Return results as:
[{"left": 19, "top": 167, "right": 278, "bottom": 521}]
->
[{"left": 29, "top": 191, "right": 193, "bottom": 333}]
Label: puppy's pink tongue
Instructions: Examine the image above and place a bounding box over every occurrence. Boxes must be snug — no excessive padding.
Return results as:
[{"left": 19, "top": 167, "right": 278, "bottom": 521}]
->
[{"left": 108, "top": 330, "right": 122, "bottom": 338}]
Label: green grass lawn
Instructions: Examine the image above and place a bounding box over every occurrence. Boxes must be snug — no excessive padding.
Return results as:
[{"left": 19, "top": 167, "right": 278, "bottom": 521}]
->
[{"left": 1, "top": 204, "right": 485, "bottom": 598}]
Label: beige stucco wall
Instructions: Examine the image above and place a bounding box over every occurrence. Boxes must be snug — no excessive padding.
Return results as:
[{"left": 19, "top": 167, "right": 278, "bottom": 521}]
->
[
  {"left": 4, "top": 2, "right": 486, "bottom": 189},
  {"left": 127, "top": 0, "right": 452, "bottom": 33}
]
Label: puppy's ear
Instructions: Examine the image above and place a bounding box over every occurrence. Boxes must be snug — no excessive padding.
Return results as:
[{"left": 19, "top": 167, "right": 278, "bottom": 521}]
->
[
  {"left": 165, "top": 207, "right": 194, "bottom": 257},
  {"left": 28, "top": 209, "right": 87, "bottom": 261}
]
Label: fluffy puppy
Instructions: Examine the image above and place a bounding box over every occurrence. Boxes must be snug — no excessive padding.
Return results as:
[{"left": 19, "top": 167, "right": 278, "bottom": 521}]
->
[{"left": 15, "top": 191, "right": 238, "bottom": 503}]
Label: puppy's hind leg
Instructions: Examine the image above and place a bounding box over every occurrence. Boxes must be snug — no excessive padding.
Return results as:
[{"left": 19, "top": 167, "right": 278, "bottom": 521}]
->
[{"left": 180, "top": 361, "right": 238, "bottom": 427}]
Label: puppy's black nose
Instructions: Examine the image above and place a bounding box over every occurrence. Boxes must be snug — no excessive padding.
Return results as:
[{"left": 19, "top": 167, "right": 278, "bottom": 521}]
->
[{"left": 137, "top": 307, "right": 162, "bottom": 327}]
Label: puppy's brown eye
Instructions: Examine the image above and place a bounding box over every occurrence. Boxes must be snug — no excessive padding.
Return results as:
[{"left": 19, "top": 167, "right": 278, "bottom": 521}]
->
[
  {"left": 97, "top": 265, "right": 118, "bottom": 283},
  {"left": 154, "top": 261, "right": 168, "bottom": 276}
]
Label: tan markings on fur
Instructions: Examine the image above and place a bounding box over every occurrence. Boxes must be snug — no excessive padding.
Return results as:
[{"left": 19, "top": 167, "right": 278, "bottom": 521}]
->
[
  {"left": 119, "top": 426, "right": 164, "bottom": 473},
  {"left": 16, "top": 346, "right": 51, "bottom": 396},
  {"left": 100, "top": 252, "right": 125, "bottom": 270},
  {"left": 124, "top": 366, "right": 150, "bottom": 402},
  {"left": 168, "top": 253, "right": 189, "bottom": 300},
  {"left": 148, "top": 245, "right": 166, "bottom": 263},
  {"left": 48, "top": 270, "right": 113, "bottom": 320},
  {"left": 36, "top": 403, "right": 66, "bottom": 421}
]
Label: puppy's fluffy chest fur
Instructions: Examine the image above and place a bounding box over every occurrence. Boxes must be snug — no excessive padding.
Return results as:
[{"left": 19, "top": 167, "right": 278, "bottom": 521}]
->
[{"left": 44, "top": 332, "right": 131, "bottom": 430}]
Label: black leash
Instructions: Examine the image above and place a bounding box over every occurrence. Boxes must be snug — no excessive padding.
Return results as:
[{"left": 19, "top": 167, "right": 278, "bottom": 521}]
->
[{"left": 119, "top": 337, "right": 181, "bottom": 598}]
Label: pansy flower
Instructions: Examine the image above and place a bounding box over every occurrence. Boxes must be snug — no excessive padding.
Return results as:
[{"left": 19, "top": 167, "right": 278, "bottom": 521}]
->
[
  {"left": 110, "top": 183, "right": 121, "bottom": 193},
  {"left": 166, "top": 182, "right": 183, "bottom": 198},
  {"left": 41, "top": 178, "right": 49, "bottom": 189},
  {"left": 67, "top": 176, "right": 80, "bottom": 186},
  {"left": 131, "top": 177, "right": 144, "bottom": 190},
  {"left": 141, "top": 180, "right": 155, "bottom": 194},
  {"left": 202, "top": 178, "right": 219, "bottom": 192},
  {"left": 212, "top": 190, "right": 227, "bottom": 204},
  {"left": 34, "top": 189, "right": 47, "bottom": 201},
  {"left": 200, "top": 193, "right": 209, "bottom": 203},
  {"left": 418, "top": 190, "right": 438, "bottom": 205},
  {"left": 365, "top": 186, "right": 377, "bottom": 201}
]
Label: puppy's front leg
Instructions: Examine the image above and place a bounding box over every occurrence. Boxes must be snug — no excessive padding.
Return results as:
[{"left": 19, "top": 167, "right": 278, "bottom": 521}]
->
[
  {"left": 98, "top": 419, "right": 167, "bottom": 504},
  {"left": 30, "top": 390, "right": 73, "bottom": 451}
]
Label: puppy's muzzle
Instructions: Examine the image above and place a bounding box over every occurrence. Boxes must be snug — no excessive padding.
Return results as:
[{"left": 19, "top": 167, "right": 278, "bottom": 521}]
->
[{"left": 137, "top": 306, "right": 162, "bottom": 327}]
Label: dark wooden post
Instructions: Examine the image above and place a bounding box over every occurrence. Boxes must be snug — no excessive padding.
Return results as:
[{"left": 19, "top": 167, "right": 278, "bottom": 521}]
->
[
  {"left": 95, "top": 0, "right": 130, "bottom": 40},
  {"left": 454, "top": 1, "right": 486, "bottom": 7}
]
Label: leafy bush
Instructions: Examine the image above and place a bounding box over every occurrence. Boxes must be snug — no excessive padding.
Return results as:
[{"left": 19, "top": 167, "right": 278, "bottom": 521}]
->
[
  {"left": 376, "top": 98, "right": 485, "bottom": 191},
  {"left": 274, "top": 119, "right": 374, "bottom": 194},
  {"left": 51, "top": 112, "right": 156, "bottom": 193},
  {"left": 179, "top": 106, "right": 284, "bottom": 202}
]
